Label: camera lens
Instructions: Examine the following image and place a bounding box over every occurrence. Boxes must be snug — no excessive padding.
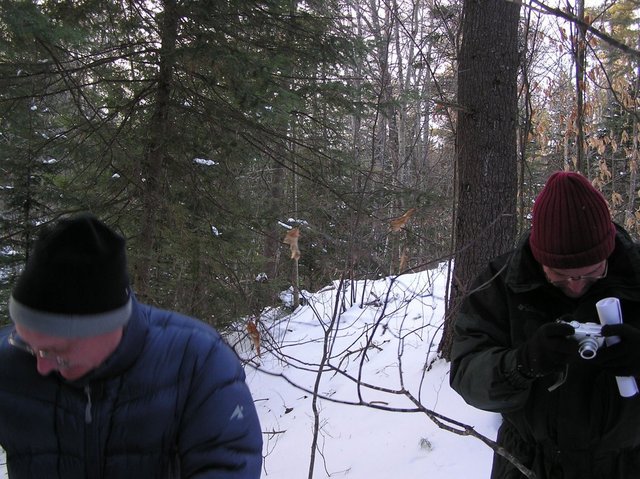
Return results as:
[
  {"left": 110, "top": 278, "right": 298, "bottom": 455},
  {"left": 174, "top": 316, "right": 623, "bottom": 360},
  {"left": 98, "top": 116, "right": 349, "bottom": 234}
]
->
[{"left": 578, "top": 338, "right": 599, "bottom": 359}]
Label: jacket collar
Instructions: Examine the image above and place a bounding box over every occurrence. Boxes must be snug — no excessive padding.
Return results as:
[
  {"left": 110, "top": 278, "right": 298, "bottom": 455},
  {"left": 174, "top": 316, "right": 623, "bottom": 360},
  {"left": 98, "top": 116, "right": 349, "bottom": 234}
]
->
[{"left": 503, "top": 232, "right": 546, "bottom": 293}]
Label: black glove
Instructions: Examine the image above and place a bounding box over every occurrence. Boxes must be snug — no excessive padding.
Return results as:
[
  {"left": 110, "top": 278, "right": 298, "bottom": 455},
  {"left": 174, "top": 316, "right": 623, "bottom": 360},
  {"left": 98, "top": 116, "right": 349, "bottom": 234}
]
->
[
  {"left": 517, "top": 321, "right": 578, "bottom": 378},
  {"left": 597, "top": 324, "right": 640, "bottom": 376}
]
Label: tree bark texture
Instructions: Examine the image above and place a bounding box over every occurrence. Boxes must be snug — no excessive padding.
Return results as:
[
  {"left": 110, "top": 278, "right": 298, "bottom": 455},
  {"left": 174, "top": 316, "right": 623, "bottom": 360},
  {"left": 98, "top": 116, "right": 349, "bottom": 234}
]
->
[{"left": 440, "top": 0, "right": 520, "bottom": 359}]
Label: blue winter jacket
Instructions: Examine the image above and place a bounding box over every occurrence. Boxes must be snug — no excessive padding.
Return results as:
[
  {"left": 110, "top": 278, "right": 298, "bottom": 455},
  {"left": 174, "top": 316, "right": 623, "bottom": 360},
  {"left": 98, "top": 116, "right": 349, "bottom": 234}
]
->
[{"left": 0, "top": 299, "right": 263, "bottom": 478}]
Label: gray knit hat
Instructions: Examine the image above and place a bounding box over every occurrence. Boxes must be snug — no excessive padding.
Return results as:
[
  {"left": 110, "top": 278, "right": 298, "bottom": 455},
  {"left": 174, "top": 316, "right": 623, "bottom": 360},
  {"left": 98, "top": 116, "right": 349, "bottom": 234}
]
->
[{"left": 9, "top": 213, "right": 131, "bottom": 338}]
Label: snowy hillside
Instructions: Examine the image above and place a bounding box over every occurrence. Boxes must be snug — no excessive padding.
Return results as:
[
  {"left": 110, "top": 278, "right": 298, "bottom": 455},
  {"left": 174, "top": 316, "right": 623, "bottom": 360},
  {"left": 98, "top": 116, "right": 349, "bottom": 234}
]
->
[{"left": 240, "top": 264, "right": 501, "bottom": 478}]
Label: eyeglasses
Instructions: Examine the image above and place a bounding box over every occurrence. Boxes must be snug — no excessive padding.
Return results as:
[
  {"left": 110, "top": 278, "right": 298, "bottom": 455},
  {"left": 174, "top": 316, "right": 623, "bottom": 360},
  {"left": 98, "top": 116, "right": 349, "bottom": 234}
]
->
[
  {"left": 8, "top": 331, "right": 71, "bottom": 368},
  {"left": 545, "top": 261, "right": 608, "bottom": 287}
]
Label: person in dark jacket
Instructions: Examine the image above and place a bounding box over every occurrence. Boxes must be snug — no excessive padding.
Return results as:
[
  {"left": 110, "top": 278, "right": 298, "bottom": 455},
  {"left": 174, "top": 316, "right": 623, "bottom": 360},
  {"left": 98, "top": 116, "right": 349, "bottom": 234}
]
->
[
  {"left": 450, "top": 171, "right": 640, "bottom": 479},
  {"left": 0, "top": 214, "right": 263, "bottom": 478}
]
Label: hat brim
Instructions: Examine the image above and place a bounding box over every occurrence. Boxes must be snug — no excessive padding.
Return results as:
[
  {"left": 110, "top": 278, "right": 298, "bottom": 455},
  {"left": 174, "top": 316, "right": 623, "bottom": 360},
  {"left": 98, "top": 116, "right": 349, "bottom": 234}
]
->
[{"left": 9, "top": 296, "right": 132, "bottom": 338}]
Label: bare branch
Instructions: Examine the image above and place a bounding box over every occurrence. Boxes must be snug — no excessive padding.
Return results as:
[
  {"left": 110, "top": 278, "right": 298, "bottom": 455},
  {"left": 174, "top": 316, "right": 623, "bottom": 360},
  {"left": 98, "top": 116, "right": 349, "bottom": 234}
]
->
[{"left": 515, "top": 0, "right": 640, "bottom": 59}]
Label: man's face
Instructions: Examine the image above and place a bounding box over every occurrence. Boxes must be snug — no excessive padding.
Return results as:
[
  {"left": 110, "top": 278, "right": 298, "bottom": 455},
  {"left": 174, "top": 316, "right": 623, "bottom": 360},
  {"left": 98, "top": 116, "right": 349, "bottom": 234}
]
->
[
  {"left": 12, "top": 325, "right": 123, "bottom": 381},
  {"left": 542, "top": 260, "right": 608, "bottom": 299}
]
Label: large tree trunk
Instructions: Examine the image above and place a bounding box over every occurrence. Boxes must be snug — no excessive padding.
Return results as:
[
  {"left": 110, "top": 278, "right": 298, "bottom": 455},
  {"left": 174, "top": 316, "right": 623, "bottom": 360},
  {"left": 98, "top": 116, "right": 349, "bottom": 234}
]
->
[{"left": 439, "top": 0, "right": 520, "bottom": 359}]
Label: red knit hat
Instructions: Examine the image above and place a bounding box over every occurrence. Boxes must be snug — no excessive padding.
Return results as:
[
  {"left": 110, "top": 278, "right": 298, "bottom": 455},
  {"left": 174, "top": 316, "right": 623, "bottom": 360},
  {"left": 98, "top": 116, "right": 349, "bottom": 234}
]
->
[{"left": 529, "top": 172, "right": 616, "bottom": 268}]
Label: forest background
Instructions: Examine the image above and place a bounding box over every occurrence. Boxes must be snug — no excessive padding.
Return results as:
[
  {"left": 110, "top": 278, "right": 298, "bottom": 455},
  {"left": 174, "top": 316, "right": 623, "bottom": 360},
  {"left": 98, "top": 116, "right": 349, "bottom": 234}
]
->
[{"left": 1, "top": 0, "right": 639, "bottom": 359}]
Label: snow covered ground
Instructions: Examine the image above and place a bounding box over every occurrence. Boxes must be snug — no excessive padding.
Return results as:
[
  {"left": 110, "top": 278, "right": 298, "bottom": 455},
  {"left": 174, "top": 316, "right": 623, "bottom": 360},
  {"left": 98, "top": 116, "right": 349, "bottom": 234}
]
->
[{"left": 242, "top": 264, "right": 501, "bottom": 478}]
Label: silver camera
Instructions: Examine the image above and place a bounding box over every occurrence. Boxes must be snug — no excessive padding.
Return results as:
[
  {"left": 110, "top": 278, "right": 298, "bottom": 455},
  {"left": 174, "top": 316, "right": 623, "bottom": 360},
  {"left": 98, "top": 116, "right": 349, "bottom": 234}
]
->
[{"left": 559, "top": 320, "right": 605, "bottom": 359}]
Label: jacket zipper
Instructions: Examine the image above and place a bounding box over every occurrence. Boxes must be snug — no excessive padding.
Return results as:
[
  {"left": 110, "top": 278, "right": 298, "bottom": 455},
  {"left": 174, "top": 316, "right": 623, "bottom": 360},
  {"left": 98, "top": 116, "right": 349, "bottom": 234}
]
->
[
  {"left": 84, "top": 385, "right": 93, "bottom": 423},
  {"left": 84, "top": 384, "right": 103, "bottom": 478}
]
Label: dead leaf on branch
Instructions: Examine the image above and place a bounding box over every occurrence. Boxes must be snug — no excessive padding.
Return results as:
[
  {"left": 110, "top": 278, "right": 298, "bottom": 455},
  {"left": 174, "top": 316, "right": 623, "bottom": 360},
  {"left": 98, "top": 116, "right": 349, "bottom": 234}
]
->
[
  {"left": 246, "top": 319, "right": 261, "bottom": 357},
  {"left": 612, "top": 192, "right": 624, "bottom": 207},
  {"left": 598, "top": 160, "right": 612, "bottom": 181},
  {"left": 389, "top": 208, "right": 417, "bottom": 233},
  {"left": 283, "top": 228, "right": 301, "bottom": 260}
]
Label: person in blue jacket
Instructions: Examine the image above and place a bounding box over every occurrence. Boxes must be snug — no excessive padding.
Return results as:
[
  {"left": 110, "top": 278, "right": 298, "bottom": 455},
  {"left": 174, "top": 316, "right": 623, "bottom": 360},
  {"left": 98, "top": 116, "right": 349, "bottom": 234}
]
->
[{"left": 0, "top": 213, "right": 263, "bottom": 478}]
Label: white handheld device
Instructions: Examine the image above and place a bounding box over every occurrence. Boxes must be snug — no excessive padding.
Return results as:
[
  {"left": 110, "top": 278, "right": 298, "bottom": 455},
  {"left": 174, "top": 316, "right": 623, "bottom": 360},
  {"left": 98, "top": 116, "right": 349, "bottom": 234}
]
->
[{"left": 595, "top": 297, "right": 639, "bottom": 398}]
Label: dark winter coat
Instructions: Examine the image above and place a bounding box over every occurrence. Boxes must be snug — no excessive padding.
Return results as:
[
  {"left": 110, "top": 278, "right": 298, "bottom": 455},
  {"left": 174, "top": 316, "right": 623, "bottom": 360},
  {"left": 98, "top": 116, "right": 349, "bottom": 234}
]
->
[
  {"left": 450, "top": 226, "right": 640, "bottom": 479},
  {"left": 0, "top": 298, "right": 263, "bottom": 478}
]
